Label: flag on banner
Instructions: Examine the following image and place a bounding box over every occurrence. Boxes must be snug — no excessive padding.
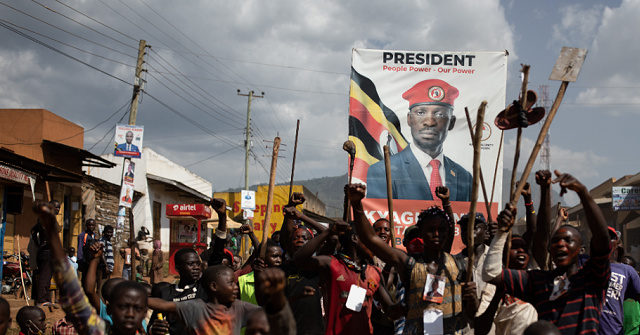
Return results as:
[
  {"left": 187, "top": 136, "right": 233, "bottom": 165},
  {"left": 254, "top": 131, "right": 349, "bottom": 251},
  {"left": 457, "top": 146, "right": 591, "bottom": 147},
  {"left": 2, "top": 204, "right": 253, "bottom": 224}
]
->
[{"left": 348, "top": 68, "right": 408, "bottom": 184}]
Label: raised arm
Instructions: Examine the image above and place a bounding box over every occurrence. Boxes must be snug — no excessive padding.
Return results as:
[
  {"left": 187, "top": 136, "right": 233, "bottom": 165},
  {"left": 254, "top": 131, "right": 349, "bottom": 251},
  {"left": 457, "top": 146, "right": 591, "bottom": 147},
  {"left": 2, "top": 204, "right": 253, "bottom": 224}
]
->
[
  {"left": 280, "top": 193, "right": 306, "bottom": 255},
  {"left": 208, "top": 198, "right": 229, "bottom": 265},
  {"left": 482, "top": 203, "right": 517, "bottom": 286},
  {"left": 435, "top": 186, "right": 455, "bottom": 253},
  {"left": 552, "top": 171, "right": 609, "bottom": 255},
  {"left": 349, "top": 184, "right": 409, "bottom": 275},
  {"left": 33, "top": 202, "right": 105, "bottom": 335},
  {"left": 147, "top": 298, "right": 177, "bottom": 313},
  {"left": 255, "top": 268, "right": 296, "bottom": 335},
  {"left": 533, "top": 170, "right": 552, "bottom": 269},
  {"left": 292, "top": 225, "right": 336, "bottom": 270},
  {"left": 84, "top": 242, "right": 104, "bottom": 311},
  {"left": 520, "top": 182, "right": 536, "bottom": 253}
]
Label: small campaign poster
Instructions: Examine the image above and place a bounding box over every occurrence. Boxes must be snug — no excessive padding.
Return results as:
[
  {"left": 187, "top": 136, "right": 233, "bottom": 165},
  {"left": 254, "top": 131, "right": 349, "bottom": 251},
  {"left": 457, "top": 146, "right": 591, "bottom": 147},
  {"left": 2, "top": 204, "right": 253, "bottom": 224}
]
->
[
  {"left": 119, "top": 182, "right": 134, "bottom": 208},
  {"left": 123, "top": 159, "right": 135, "bottom": 184},
  {"left": 241, "top": 190, "right": 256, "bottom": 210},
  {"left": 114, "top": 124, "right": 144, "bottom": 159}
]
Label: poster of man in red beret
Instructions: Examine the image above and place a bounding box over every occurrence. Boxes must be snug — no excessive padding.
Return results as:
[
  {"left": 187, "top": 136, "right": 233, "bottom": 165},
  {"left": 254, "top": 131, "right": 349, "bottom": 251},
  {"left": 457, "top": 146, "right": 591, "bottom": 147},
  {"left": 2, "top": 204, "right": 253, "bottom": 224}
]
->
[{"left": 349, "top": 49, "right": 507, "bottom": 251}]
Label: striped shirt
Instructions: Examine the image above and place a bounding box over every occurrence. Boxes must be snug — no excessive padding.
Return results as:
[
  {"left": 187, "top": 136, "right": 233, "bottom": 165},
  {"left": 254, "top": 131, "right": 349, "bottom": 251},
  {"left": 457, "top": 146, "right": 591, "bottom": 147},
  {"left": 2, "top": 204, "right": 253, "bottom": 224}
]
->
[
  {"left": 100, "top": 237, "right": 114, "bottom": 273},
  {"left": 501, "top": 250, "right": 610, "bottom": 335}
]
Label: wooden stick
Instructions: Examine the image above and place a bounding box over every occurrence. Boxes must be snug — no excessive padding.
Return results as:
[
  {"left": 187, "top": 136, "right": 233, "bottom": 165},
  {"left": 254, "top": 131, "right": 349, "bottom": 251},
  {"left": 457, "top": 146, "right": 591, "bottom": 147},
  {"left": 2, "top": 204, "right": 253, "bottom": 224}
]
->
[
  {"left": 509, "top": 65, "right": 530, "bottom": 202},
  {"left": 466, "top": 101, "right": 487, "bottom": 282},
  {"left": 129, "top": 208, "right": 136, "bottom": 281},
  {"left": 288, "top": 120, "right": 300, "bottom": 199},
  {"left": 342, "top": 140, "right": 356, "bottom": 222},
  {"left": 510, "top": 81, "right": 569, "bottom": 207},
  {"left": 16, "top": 238, "right": 29, "bottom": 305},
  {"left": 464, "top": 107, "right": 492, "bottom": 222},
  {"left": 489, "top": 130, "right": 504, "bottom": 207},
  {"left": 260, "top": 137, "right": 281, "bottom": 259},
  {"left": 383, "top": 145, "right": 395, "bottom": 247}
]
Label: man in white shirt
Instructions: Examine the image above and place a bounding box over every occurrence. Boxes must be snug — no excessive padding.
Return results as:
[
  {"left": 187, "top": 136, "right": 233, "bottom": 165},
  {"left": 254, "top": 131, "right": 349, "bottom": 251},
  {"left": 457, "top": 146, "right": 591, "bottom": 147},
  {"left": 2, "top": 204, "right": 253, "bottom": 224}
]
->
[{"left": 366, "top": 79, "right": 472, "bottom": 201}]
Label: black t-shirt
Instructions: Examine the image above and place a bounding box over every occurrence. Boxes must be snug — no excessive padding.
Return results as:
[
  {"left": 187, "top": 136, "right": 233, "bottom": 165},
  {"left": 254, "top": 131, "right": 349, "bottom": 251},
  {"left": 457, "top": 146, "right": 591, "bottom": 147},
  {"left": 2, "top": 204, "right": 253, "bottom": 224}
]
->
[
  {"left": 149, "top": 280, "right": 209, "bottom": 335},
  {"left": 283, "top": 263, "right": 325, "bottom": 335}
]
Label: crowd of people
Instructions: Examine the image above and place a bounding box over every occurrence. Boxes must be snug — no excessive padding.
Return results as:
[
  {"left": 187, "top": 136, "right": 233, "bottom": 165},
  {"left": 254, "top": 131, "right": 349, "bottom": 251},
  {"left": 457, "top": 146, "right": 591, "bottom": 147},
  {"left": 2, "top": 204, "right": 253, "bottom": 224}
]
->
[{"left": 2, "top": 169, "right": 639, "bottom": 335}]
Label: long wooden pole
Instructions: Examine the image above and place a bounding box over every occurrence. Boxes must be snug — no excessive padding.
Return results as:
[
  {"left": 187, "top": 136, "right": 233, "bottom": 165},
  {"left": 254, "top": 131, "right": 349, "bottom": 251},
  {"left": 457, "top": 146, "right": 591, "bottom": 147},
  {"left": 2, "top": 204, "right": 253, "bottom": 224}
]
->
[
  {"left": 489, "top": 130, "right": 504, "bottom": 207},
  {"left": 510, "top": 81, "right": 569, "bottom": 206},
  {"left": 288, "top": 120, "right": 300, "bottom": 199},
  {"left": 464, "top": 107, "right": 492, "bottom": 222},
  {"left": 260, "top": 137, "right": 281, "bottom": 259},
  {"left": 383, "top": 145, "right": 395, "bottom": 247},
  {"left": 466, "top": 101, "right": 487, "bottom": 282},
  {"left": 509, "top": 65, "right": 530, "bottom": 202}
]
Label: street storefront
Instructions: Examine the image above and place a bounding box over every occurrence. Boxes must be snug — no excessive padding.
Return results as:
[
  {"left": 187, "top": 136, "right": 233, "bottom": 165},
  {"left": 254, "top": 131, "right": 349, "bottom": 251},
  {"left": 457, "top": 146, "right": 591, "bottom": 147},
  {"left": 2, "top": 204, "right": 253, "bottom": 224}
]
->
[{"left": 166, "top": 203, "right": 211, "bottom": 274}]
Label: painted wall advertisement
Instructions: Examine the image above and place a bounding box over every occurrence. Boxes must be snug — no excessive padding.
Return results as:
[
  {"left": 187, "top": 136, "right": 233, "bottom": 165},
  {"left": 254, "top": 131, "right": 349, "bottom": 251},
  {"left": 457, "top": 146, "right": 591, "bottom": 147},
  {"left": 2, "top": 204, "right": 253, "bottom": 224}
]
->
[
  {"left": 349, "top": 49, "right": 507, "bottom": 252},
  {"left": 613, "top": 186, "right": 640, "bottom": 211}
]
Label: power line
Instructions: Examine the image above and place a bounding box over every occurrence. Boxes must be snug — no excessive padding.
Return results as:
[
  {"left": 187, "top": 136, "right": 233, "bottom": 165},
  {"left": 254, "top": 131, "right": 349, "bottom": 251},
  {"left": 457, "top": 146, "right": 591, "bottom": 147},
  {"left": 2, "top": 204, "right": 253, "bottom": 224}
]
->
[
  {"left": 29, "top": 0, "right": 137, "bottom": 51},
  {"left": 145, "top": 71, "right": 239, "bottom": 129},
  {"left": 0, "top": 20, "right": 132, "bottom": 86},
  {"left": 147, "top": 49, "right": 245, "bottom": 123},
  {"left": 0, "top": 0, "right": 135, "bottom": 59},
  {"left": 91, "top": 103, "right": 131, "bottom": 151},
  {"left": 0, "top": 18, "right": 135, "bottom": 68},
  {"left": 54, "top": 0, "right": 138, "bottom": 42},
  {"left": 185, "top": 145, "right": 243, "bottom": 167},
  {"left": 142, "top": 90, "right": 242, "bottom": 148}
]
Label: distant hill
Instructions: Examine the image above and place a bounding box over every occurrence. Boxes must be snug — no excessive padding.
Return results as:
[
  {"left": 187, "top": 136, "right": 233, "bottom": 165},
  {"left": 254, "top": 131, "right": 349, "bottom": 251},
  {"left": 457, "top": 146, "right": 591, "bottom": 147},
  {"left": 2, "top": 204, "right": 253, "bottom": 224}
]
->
[{"left": 223, "top": 169, "right": 564, "bottom": 220}]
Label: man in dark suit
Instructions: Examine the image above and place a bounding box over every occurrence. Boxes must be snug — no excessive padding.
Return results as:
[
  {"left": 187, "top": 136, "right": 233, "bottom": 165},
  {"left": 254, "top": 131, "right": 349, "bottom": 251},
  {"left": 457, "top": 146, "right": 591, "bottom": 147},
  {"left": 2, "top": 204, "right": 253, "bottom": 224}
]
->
[
  {"left": 366, "top": 79, "right": 472, "bottom": 201},
  {"left": 115, "top": 131, "right": 140, "bottom": 155}
]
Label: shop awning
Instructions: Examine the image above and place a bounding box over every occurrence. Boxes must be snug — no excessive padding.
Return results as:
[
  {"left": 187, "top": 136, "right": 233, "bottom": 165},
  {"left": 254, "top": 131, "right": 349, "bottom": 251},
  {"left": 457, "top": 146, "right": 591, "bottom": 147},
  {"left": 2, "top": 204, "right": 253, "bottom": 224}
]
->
[
  {"left": 0, "top": 148, "right": 83, "bottom": 182},
  {"left": 42, "top": 140, "right": 116, "bottom": 168},
  {"left": 204, "top": 210, "right": 243, "bottom": 229},
  {"left": 148, "top": 174, "right": 210, "bottom": 202}
]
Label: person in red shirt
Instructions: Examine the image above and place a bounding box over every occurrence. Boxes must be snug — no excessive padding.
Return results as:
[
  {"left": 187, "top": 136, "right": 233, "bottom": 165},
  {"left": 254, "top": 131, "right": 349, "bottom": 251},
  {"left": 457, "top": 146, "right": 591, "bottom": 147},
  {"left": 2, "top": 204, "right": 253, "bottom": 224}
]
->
[{"left": 293, "top": 220, "right": 395, "bottom": 335}]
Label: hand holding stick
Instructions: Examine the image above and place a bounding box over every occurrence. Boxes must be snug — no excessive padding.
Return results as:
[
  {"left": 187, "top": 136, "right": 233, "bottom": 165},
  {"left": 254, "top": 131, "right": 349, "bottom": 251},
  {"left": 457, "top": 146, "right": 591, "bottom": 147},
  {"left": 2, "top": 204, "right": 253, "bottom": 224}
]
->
[{"left": 342, "top": 140, "right": 356, "bottom": 222}]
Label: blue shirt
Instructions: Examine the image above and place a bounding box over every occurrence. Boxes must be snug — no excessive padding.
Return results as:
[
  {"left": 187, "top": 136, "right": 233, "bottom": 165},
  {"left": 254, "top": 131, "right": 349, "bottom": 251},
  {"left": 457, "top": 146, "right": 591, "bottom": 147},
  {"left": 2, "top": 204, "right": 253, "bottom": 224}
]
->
[{"left": 598, "top": 263, "right": 640, "bottom": 335}]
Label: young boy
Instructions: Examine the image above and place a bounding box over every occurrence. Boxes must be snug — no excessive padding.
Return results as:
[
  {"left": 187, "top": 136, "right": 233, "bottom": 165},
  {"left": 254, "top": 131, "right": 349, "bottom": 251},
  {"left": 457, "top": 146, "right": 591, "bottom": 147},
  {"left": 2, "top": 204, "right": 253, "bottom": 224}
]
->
[
  {"left": 33, "top": 201, "right": 149, "bottom": 335},
  {"left": 0, "top": 298, "right": 11, "bottom": 335},
  {"left": 238, "top": 239, "right": 282, "bottom": 305},
  {"left": 148, "top": 265, "right": 295, "bottom": 335},
  {"left": 16, "top": 306, "right": 46, "bottom": 335}
]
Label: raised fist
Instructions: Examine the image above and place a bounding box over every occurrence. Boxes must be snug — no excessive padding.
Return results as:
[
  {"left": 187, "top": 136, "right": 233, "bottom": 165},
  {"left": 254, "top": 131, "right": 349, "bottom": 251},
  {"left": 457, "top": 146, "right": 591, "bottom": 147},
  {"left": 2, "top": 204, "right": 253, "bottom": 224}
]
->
[
  {"left": 346, "top": 184, "right": 366, "bottom": 203},
  {"left": 496, "top": 203, "right": 517, "bottom": 232},
  {"left": 288, "top": 192, "right": 305, "bottom": 206},
  {"left": 435, "top": 186, "right": 450, "bottom": 201},
  {"left": 535, "top": 170, "right": 552, "bottom": 186}
]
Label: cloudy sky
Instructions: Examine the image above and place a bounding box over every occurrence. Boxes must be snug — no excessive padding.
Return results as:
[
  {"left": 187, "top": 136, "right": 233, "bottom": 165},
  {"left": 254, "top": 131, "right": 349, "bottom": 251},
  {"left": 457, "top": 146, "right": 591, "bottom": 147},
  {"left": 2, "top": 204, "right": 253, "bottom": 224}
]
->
[{"left": 1, "top": 0, "right": 638, "bottom": 206}]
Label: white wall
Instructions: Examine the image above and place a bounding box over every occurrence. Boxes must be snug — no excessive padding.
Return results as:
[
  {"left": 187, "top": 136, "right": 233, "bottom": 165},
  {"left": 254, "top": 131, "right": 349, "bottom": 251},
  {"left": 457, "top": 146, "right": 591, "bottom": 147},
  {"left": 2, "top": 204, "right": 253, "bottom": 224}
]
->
[{"left": 85, "top": 147, "right": 212, "bottom": 252}]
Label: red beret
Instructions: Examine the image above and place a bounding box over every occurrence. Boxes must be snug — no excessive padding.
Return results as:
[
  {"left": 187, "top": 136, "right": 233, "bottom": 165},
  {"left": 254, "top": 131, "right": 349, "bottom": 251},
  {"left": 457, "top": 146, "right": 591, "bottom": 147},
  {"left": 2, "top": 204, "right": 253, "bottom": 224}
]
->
[{"left": 402, "top": 79, "right": 459, "bottom": 110}]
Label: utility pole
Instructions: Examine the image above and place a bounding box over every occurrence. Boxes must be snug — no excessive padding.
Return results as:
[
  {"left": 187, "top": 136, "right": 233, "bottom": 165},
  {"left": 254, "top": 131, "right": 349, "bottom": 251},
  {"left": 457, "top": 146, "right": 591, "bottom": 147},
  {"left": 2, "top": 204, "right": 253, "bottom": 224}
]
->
[
  {"left": 237, "top": 90, "right": 264, "bottom": 191},
  {"left": 122, "top": 39, "right": 147, "bottom": 281},
  {"left": 237, "top": 89, "right": 263, "bottom": 260}
]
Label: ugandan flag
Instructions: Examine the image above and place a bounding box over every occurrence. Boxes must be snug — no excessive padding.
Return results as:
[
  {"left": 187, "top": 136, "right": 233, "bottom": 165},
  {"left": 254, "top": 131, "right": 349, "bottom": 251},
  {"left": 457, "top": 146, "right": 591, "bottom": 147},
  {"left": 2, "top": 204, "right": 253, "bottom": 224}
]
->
[{"left": 349, "top": 68, "right": 408, "bottom": 183}]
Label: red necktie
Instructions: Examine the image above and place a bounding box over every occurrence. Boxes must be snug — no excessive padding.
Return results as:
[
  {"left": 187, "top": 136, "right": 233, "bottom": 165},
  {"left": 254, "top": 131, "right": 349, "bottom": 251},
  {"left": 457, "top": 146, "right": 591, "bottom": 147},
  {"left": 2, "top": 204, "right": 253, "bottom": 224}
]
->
[{"left": 429, "top": 160, "right": 443, "bottom": 199}]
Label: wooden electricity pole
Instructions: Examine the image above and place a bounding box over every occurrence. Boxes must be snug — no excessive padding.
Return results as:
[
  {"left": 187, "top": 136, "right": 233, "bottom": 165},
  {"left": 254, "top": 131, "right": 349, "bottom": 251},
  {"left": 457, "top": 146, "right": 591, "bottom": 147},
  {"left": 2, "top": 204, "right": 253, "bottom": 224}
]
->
[{"left": 125, "top": 39, "right": 147, "bottom": 281}]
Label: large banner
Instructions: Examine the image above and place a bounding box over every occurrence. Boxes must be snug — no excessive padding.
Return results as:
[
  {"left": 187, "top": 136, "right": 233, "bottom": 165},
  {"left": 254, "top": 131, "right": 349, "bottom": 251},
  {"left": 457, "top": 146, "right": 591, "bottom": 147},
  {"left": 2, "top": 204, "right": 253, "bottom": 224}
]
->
[{"left": 349, "top": 49, "right": 507, "bottom": 252}]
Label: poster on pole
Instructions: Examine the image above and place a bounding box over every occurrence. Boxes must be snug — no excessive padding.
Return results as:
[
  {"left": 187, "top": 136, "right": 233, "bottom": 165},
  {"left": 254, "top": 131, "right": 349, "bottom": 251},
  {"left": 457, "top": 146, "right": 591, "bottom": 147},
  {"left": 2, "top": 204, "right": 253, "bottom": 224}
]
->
[
  {"left": 123, "top": 159, "right": 135, "bottom": 184},
  {"left": 612, "top": 186, "right": 640, "bottom": 211},
  {"left": 119, "top": 181, "right": 134, "bottom": 208},
  {"left": 349, "top": 49, "right": 507, "bottom": 252},
  {"left": 114, "top": 124, "right": 144, "bottom": 159},
  {"left": 241, "top": 190, "right": 256, "bottom": 210}
]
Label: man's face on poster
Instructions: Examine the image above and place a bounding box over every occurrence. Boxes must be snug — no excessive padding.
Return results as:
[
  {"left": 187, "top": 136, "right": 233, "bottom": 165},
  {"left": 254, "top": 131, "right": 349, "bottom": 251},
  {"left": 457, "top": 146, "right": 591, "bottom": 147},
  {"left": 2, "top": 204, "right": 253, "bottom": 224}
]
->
[
  {"left": 126, "top": 131, "right": 134, "bottom": 144},
  {"left": 407, "top": 105, "right": 456, "bottom": 155}
]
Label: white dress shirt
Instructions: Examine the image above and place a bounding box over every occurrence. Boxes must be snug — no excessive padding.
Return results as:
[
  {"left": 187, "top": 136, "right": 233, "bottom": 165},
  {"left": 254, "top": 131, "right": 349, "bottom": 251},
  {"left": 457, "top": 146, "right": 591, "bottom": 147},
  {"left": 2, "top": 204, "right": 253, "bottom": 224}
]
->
[{"left": 410, "top": 145, "right": 446, "bottom": 186}]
